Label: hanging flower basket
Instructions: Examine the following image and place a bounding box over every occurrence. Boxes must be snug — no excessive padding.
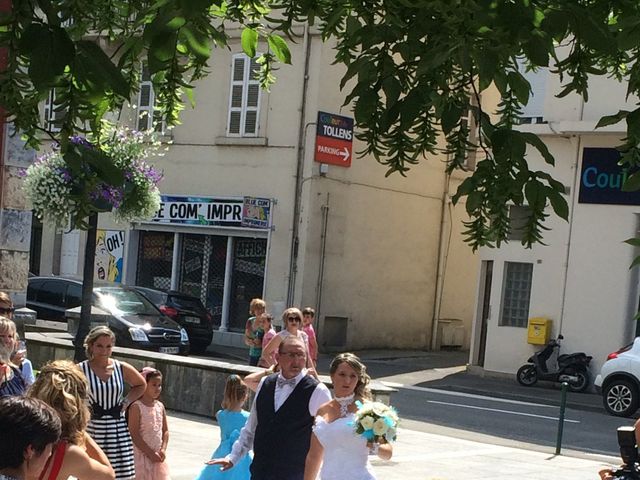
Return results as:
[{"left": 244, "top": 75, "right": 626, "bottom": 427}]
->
[{"left": 23, "top": 126, "right": 163, "bottom": 228}]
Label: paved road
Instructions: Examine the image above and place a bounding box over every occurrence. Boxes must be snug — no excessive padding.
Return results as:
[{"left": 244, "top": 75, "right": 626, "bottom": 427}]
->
[
  {"left": 198, "top": 348, "right": 630, "bottom": 457},
  {"left": 387, "top": 385, "right": 629, "bottom": 457}
]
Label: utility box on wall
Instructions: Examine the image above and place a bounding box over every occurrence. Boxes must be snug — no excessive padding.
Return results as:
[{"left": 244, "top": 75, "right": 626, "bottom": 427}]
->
[{"left": 527, "top": 317, "right": 552, "bottom": 345}]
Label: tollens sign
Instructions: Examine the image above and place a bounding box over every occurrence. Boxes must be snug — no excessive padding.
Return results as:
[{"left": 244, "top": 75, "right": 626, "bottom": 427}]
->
[
  {"left": 315, "top": 111, "right": 354, "bottom": 167},
  {"left": 578, "top": 148, "right": 640, "bottom": 205},
  {"left": 152, "top": 195, "right": 271, "bottom": 229}
]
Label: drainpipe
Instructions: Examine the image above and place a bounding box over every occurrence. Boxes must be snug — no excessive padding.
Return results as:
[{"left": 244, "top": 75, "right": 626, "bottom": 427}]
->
[
  {"left": 315, "top": 193, "right": 330, "bottom": 319},
  {"left": 287, "top": 22, "right": 312, "bottom": 306},
  {"left": 430, "top": 170, "right": 452, "bottom": 350},
  {"left": 557, "top": 97, "right": 585, "bottom": 334}
]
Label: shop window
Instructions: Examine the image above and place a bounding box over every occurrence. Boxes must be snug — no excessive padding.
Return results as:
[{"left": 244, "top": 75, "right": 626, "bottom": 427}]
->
[
  {"left": 499, "top": 262, "right": 533, "bottom": 328},
  {"left": 228, "top": 237, "right": 267, "bottom": 331},
  {"left": 227, "top": 54, "right": 261, "bottom": 137},
  {"left": 136, "top": 232, "right": 174, "bottom": 290}
]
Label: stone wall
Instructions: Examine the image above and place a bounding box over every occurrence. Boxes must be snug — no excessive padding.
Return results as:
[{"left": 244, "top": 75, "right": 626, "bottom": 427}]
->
[
  {"left": 1, "top": 127, "right": 36, "bottom": 306},
  {"left": 25, "top": 331, "right": 395, "bottom": 416}
]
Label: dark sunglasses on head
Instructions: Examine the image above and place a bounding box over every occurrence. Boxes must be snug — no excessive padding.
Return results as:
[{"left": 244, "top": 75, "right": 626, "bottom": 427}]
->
[
  {"left": 0, "top": 307, "right": 15, "bottom": 314},
  {"left": 287, "top": 316, "right": 301, "bottom": 322}
]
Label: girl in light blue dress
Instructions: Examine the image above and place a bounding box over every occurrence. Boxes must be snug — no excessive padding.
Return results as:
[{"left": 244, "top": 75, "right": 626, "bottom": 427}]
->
[{"left": 194, "top": 375, "right": 252, "bottom": 480}]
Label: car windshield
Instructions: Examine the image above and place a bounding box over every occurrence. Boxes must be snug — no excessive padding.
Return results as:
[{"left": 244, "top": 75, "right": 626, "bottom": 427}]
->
[
  {"left": 95, "top": 288, "right": 160, "bottom": 316},
  {"left": 169, "top": 295, "right": 207, "bottom": 314}
]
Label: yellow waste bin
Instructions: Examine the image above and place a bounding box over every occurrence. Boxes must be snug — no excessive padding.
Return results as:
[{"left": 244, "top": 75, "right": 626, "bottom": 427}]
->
[{"left": 527, "top": 317, "right": 552, "bottom": 345}]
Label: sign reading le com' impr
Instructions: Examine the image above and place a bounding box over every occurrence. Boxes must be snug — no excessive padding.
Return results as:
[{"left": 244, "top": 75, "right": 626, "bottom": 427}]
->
[
  {"left": 315, "top": 111, "right": 354, "bottom": 168},
  {"left": 578, "top": 148, "right": 640, "bottom": 205}
]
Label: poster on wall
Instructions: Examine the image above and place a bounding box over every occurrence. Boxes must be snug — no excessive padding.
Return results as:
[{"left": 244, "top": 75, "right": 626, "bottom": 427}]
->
[
  {"left": 241, "top": 197, "right": 271, "bottom": 229},
  {"left": 94, "top": 230, "right": 125, "bottom": 282}
]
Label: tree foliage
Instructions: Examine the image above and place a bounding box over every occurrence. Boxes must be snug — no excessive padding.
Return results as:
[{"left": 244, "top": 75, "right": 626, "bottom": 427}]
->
[{"left": 2, "top": 0, "right": 640, "bottom": 247}]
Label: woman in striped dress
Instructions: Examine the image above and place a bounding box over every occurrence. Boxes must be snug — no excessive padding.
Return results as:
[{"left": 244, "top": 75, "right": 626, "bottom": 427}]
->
[{"left": 79, "top": 326, "right": 146, "bottom": 480}]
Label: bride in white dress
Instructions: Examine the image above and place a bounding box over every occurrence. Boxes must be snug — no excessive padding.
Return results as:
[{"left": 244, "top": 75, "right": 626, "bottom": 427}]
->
[{"left": 304, "top": 353, "right": 393, "bottom": 480}]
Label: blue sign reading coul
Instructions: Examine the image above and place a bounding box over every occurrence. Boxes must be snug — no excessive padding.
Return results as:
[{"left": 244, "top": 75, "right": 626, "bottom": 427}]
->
[{"left": 578, "top": 148, "right": 640, "bottom": 205}]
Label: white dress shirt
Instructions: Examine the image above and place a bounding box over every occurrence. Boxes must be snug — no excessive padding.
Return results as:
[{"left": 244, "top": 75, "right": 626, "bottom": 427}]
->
[{"left": 228, "top": 370, "right": 331, "bottom": 465}]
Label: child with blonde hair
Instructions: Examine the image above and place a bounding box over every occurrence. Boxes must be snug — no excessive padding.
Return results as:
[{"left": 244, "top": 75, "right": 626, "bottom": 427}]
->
[
  {"left": 244, "top": 298, "right": 266, "bottom": 366},
  {"left": 195, "top": 375, "right": 251, "bottom": 480},
  {"left": 128, "top": 367, "right": 170, "bottom": 480}
]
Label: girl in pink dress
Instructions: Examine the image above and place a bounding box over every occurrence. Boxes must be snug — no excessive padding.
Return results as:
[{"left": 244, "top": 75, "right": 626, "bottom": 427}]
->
[
  {"left": 302, "top": 307, "right": 318, "bottom": 367},
  {"left": 128, "top": 367, "right": 171, "bottom": 480}
]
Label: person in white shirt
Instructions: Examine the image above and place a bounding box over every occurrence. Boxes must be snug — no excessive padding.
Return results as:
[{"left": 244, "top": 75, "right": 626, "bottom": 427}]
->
[{"left": 208, "top": 336, "right": 331, "bottom": 480}]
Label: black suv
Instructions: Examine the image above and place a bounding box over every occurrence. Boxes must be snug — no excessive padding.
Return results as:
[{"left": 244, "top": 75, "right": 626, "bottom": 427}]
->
[
  {"left": 132, "top": 287, "right": 214, "bottom": 354},
  {"left": 27, "top": 276, "right": 190, "bottom": 355}
]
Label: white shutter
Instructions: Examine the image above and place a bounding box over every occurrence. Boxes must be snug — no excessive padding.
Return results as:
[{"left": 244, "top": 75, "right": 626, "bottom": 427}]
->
[
  {"left": 44, "top": 90, "right": 65, "bottom": 132},
  {"left": 137, "top": 65, "right": 165, "bottom": 133},
  {"left": 227, "top": 54, "right": 261, "bottom": 137},
  {"left": 517, "top": 58, "right": 547, "bottom": 123}
]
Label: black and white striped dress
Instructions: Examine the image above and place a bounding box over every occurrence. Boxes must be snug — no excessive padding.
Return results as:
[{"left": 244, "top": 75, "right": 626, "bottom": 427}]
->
[{"left": 80, "top": 359, "right": 135, "bottom": 480}]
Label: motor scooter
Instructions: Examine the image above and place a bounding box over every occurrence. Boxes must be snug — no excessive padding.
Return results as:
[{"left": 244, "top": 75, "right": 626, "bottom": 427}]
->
[{"left": 516, "top": 334, "right": 592, "bottom": 392}]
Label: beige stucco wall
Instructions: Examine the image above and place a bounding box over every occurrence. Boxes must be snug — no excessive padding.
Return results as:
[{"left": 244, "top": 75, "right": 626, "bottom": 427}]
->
[{"left": 33, "top": 29, "right": 479, "bottom": 350}]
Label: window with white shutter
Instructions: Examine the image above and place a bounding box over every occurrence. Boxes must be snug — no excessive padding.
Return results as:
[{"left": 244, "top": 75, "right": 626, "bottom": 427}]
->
[
  {"left": 44, "top": 90, "right": 65, "bottom": 132},
  {"left": 137, "top": 65, "right": 165, "bottom": 133},
  {"left": 516, "top": 58, "right": 547, "bottom": 124},
  {"left": 227, "top": 54, "right": 261, "bottom": 137}
]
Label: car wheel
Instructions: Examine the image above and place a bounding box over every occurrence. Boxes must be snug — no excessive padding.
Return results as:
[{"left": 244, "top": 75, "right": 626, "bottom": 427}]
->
[
  {"left": 567, "top": 370, "right": 590, "bottom": 393},
  {"left": 603, "top": 379, "right": 639, "bottom": 417},
  {"left": 516, "top": 365, "right": 538, "bottom": 386}
]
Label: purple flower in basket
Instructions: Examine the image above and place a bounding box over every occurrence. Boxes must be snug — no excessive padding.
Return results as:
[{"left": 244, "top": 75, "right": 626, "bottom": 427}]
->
[{"left": 69, "top": 136, "right": 94, "bottom": 149}]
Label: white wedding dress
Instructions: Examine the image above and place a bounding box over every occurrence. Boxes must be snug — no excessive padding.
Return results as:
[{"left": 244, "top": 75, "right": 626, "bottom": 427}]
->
[{"left": 312, "top": 413, "right": 377, "bottom": 480}]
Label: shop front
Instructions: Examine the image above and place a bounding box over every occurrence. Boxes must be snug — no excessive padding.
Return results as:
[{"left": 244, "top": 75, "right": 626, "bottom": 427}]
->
[{"left": 127, "top": 194, "right": 273, "bottom": 332}]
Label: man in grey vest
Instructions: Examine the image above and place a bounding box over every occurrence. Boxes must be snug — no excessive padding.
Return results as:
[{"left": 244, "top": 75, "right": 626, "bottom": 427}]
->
[{"left": 210, "top": 335, "right": 331, "bottom": 479}]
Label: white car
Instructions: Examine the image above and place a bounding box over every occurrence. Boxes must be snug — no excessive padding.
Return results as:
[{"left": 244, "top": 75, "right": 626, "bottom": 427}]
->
[{"left": 595, "top": 338, "right": 640, "bottom": 416}]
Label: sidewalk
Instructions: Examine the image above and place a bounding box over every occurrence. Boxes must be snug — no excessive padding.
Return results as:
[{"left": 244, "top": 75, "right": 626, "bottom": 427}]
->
[
  {"left": 205, "top": 344, "right": 604, "bottom": 413},
  {"left": 166, "top": 410, "right": 618, "bottom": 480}
]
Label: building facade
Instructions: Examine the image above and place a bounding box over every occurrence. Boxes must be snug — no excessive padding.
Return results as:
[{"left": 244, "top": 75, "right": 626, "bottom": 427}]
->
[
  {"left": 469, "top": 59, "right": 640, "bottom": 377},
  {"left": 30, "top": 28, "right": 478, "bottom": 351}
]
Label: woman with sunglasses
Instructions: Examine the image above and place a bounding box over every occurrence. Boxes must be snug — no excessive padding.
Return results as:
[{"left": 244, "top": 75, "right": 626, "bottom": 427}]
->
[
  {"left": 260, "top": 307, "right": 313, "bottom": 369},
  {"left": 0, "top": 292, "right": 35, "bottom": 386}
]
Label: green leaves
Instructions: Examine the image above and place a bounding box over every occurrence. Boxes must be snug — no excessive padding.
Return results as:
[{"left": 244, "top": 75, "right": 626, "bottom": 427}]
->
[
  {"left": 20, "top": 23, "right": 75, "bottom": 88},
  {"left": 267, "top": 34, "right": 291, "bottom": 64},
  {"left": 596, "top": 110, "right": 630, "bottom": 129},
  {"left": 76, "top": 41, "right": 130, "bottom": 98},
  {"left": 242, "top": 28, "right": 258, "bottom": 58}
]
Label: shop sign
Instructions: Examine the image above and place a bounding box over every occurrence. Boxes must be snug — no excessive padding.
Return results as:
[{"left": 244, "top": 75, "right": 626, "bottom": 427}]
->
[
  {"left": 152, "top": 195, "right": 271, "bottom": 229},
  {"left": 315, "top": 111, "right": 354, "bottom": 167},
  {"left": 579, "top": 148, "right": 640, "bottom": 205}
]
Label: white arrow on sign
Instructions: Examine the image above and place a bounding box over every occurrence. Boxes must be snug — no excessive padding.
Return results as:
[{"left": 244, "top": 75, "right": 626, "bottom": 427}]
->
[{"left": 338, "top": 147, "right": 350, "bottom": 162}]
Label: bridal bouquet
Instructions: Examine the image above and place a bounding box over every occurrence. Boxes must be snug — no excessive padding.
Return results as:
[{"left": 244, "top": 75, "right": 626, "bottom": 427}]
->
[{"left": 353, "top": 400, "right": 399, "bottom": 443}]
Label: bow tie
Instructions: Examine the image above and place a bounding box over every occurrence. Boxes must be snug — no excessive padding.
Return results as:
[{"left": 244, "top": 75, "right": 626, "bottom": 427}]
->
[{"left": 277, "top": 376, "right": 297, "bottom": 388}]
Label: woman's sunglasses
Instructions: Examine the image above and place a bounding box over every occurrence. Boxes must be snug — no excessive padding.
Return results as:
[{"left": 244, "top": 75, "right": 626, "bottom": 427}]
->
[
  {"left": 287, "top": 316, "right": 301, "bottom": 322},
  {"left": 0, "top": 307, "right": 15, "bottom": 315}
]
